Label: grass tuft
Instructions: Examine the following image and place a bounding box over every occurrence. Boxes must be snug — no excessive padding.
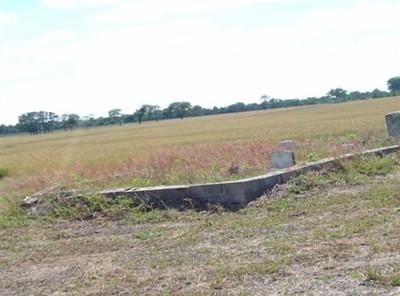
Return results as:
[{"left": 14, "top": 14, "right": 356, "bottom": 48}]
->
[{"left": 0, "top": 167, "right": 9, "bottom": 179}]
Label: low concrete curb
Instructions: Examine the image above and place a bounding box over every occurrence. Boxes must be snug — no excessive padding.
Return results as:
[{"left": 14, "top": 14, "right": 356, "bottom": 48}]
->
[{"left": 99, "top": 145, "right": 399, "bottom": 211}]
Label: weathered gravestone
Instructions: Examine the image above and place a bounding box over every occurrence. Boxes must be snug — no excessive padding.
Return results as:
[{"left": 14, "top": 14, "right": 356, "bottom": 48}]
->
[
  {"left": 279, "top": 140, "right": 295, "bottom": 151},
  {"left": 269, "top": 151, "right": 296, "bottom": 169},
  {"left": 385, "top": 111, "right": 400, "bottom": 139}
]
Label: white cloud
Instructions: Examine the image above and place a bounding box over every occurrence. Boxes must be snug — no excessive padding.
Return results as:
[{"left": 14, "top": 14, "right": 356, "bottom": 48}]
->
[
  {"left": 41, "top": 0, "right": 116, "bottom": 8},
  {"left": 0, "top": 12, "right": 17, "bottom": 24},
  {"left": 25, "top": 30, "right": 74, "bottom": 46},
  {"left": 90, "top": 0, "right": 264, "bottom": 23}
]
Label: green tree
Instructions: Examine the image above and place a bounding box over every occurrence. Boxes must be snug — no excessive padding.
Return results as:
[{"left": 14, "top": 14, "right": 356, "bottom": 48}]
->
[
  {"left": 371, "top": 88, "right": 389, "bottom": 99},
  {"left": 60, "top": 114, "right": 69, "bottom": 131},
  {"left": 327, "top": 88, "right": 348, "bottom": 101},
  {"left": 191, "top": 105, "right": 203, "bottom": 117},
  {"left": 18, "top": 112, "right": 39, "bottom": 135},
  {"left": 66, "top": 114, "right": 80, "bottom": 131},
  {"left": 17, "top": 111, "right": 57, "bottom": 135},
  {"left": 147, "top": 105, "right": 161, "bottom": 122},
  {"left": 387, "top": 76, "right": 400, "bottom": 96},
  {"left": 108, "top": 108, "right": 122, "bottom": 126},
  {"left": 38, "top": 111, "right": 56, "bottom": 133},
  {"left": 134, "top": 105, "right": 148, "bottom": 124},
  {"left": 227, "top": 102, "right": 246, "bottom": 113},
  {"left": 260, "top": 94, "right": 270, "bottom": 102},
  {"left": 167, "top": 102, "right": 192, "bottom": 119},
  {"left": 81, "top": 114, "right": 96, "bottom": 129}
]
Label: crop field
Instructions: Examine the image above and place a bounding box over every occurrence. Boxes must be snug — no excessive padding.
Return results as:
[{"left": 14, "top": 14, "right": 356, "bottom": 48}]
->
[{"left": 0, "top": 97, "right": 400, "bottom": 295}]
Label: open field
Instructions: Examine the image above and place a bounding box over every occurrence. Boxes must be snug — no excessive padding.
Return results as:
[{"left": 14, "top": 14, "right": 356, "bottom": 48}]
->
[
  {"left": 1, "top": 97, "right": 399, "bottom": 209},
  {"left": 0, "top": 97, "right": 400, "bottom": 295}
]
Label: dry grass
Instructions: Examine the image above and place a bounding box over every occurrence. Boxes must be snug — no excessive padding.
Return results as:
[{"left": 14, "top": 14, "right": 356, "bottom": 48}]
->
[
  {"left": 1, "top": 97, "right": 399, "bottom": 212},
  {"left": 0, "top": 159, "right": 399, "bottom": 295}
]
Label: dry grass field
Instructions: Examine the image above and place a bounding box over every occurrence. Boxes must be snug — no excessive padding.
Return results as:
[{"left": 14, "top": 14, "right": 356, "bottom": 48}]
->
[
  {"left": 0, "top": 97, "right": 399, "bottom": 295},
  {"left": 1, "top": 97, "right": 399, "bottom": 206}
]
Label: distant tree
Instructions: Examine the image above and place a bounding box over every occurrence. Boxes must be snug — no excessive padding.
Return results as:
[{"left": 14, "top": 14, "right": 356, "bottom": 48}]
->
[
  {"left": 60, "top": 114, "right": 69, "bottom": 131},
  {"left": 47, "top": 112, "right": 57, "bottom": 133},
  {"left": 348, "top": 91, "right": 363, "bottom": 100},
  {"left": 0, "top": 124, "right": 18, "bottom": 134},
  {"left": 18, "top": 112, "right": 39, "bottom": 135},
  {"left": 387, "top": 76, "right": 400, "bottom": 96},
  {"left": 227, "top": 102, "right": 246, "bottom": 113},
  {"left": 5, "top": 81, "right": 397, "bottom": 135},
  {"left": 260, "top": 94, "right": 270, "bottom": 102},
  {"left": 149, "top": 105, "right": 161, "bottom": 122},
  {"left": 140, "top": 105, "right": 161, "bottom": 122},
  {"left": 122, "top": 114, "right": 135, "bottom": 123},
  {"left": 108, "top": 108, "right": 122, "bottom": 126},
  {"left": 17, "top": 111, "right": 57, "bottom": 135},
  {"left": 38, "top": 111, "right": 56, "bottom": 133},
  {"left": 81, "top": 114, "right": 96, "bottom": 128},
  {"left": 66, "top": 114, "right": 80, "bottom": 131},
  {"left": 134, "top": 105, "right": 148, "bottom": 124},
  {"left": 327, "top": 88, "right": 348, "bottom": 101},
  {"left": 191, "top": 105, "right": 203, "bottom": 117},
  {"left": 167, "top": 102, "right": 192, "bottom": 119},
  {"left": 371, "top": 88, "right": 389, "bottom": 99},
  {"left": 269, "top": 98, "right": 283, "bottom": 108}
]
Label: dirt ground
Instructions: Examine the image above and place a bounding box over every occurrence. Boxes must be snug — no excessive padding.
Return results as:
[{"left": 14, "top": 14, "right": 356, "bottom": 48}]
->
[{"left": 1, "top": 173, "right": 399, "bottom": 295}]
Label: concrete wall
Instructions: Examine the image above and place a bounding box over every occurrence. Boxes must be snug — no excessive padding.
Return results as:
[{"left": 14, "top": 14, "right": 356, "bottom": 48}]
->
[{"left": 99, "top": 145, "right": 399, "bottom": 211}]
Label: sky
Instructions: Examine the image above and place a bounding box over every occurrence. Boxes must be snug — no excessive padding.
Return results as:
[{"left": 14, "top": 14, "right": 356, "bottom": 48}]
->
[{"left": 0, "top": 0, "right": 399, "bottom": 125}]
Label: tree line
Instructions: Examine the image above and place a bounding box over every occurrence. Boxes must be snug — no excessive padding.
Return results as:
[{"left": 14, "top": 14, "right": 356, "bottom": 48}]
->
[{"left": 1, "top": 76, "right": 399, "bottom": 135}]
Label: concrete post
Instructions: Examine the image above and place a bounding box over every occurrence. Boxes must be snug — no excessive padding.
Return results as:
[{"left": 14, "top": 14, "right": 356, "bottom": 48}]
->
[{"left": 385, "top": 112, "right": 400, "bottom": 139}]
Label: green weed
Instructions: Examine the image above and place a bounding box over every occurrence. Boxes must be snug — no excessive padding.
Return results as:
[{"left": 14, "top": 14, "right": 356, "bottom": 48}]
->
[
  {"left": 363, "top": 265, "right": 400, "bottom": 287},
  {"left": 0, "top": 168, "right": 8, "bottom": 179},
  {"left": 364, "top": 268, "right": 381, "bottom": 281},
  {"left": 133, "top": 230, "right": 163, "bottom": 240},
  {"left": 0, "top": 213, "right": 31, "bottom": 228},
  {"left": 307, "top": 152, "right": 320, "bottom": 161},
  {"left": 346, "top": 154, "right": 397, "bottom": 177},
  {"left": 286, "top": 155, "right": 398, "bottom": 196}
]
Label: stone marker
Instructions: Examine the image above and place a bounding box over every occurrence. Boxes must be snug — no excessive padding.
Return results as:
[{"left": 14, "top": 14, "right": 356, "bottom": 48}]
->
[
  {"left": 269, "top": 151, "right": 295, "bottom": 169},
  {"left": 279, "top": 140, "right": 295, "bottom": 151},
  {"left": 385, "top": 111, "right": 400, "bottom": 139}
]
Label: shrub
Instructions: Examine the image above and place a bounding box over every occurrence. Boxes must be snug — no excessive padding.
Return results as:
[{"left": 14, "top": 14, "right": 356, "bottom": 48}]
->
[{"left": 0, "top": 168, "right": 8, "bottom": 179}]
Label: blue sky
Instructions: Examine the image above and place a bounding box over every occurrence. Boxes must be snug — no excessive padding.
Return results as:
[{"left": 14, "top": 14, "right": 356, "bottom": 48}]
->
[{"left": 1, "top": 0, "right": 399, "bottom": 125}]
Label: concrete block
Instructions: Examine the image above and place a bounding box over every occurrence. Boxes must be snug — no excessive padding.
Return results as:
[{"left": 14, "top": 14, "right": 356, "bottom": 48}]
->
[
  {"left": 127, "top": 186, "right": 190, "bottom": 209},
  {"left": 189, "top": 182, "right": 246, "bottom": 210},
  {"left": 279, "top": 169, "right": 298, "bottom": 183},
  {"left": 385, "top": 112, "right": 400, "bottom": 139},
  {"left": 279, "top": 140, "right": 295, "bottom": 151},
  {"left": 223, "top": 182, "right": 246, "bottom": 202},
  {"left": 269, "top": 151, "right": 295, "bottom": 169},
  {"left": 243, "top": 178, "right": 267, "bottom": 201},
  {"left": 262, "top": 174, "right": 281, "bottom": 189}
]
